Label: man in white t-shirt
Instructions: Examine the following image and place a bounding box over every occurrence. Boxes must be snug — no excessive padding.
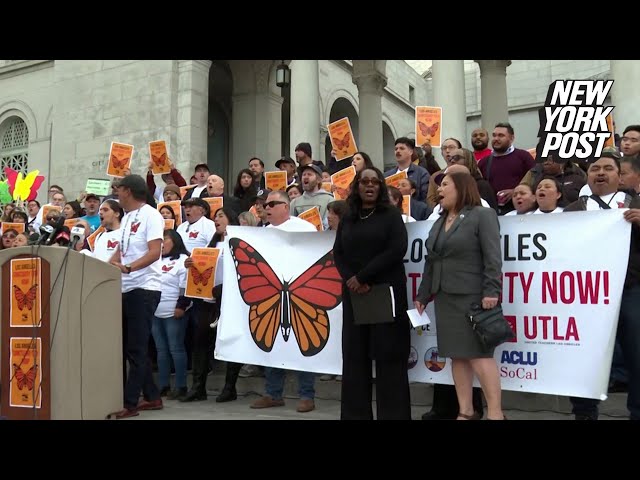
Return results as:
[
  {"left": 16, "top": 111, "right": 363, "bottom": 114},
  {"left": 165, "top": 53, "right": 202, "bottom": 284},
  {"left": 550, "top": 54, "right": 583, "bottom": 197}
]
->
[
  {"left": 251, "top": 190, "right": 317, "bottom": 413},
  {"left": 176, "top": 197, "right": 216, "bottom": 253},
  {"left": 109, "top": 174, "right": 165, "bottom": 419}
]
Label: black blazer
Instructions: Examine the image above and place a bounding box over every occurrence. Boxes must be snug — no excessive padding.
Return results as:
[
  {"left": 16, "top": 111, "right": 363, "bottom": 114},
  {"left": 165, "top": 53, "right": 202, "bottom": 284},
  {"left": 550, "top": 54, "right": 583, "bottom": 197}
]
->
[{"left": 417, "top": 206, "right": 502, "bottom": 302}]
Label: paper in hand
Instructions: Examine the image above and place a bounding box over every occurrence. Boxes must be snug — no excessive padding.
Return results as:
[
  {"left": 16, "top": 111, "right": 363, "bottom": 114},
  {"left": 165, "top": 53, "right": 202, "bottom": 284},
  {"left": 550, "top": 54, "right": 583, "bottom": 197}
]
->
[{"left": 407, "top": 308, "right": 431, "bottom": 328}]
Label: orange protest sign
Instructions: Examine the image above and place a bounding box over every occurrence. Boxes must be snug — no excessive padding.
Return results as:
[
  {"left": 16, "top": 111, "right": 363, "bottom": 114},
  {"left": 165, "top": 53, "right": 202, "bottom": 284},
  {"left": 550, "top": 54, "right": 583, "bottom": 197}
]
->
[
  {"left": 10, "top": 257, "right": 42, "bottom": 327},
  {"left": 265, "top": 171, "right": 288, "bottom": 191},
  {"left": 180, "top": 185, "right": 196, "bottom": 199},
  {"left": 164, "top": 219, "right": 175, "bottom": 230},
  {"left": 402, "top": 195, "right": 411, "bottom": 218},
  {"left": 186, "top": 247, "right": 221, "bottom": 300},
  {"left": 527, "top": 148, "right": 538, "bottom": 160},
  {"left": 328, "top": 117, "right": 358, "bottom": 161},
  {"left": 330, "top": 165, "right": 356, "bottom": 200},
  {"left": 249, "top": 205, "right": 259, "bottom": 221},
  {"left": 299, "top": 206, "right": 324, "bottom": 231},
  {"left": 107, "top": 142, "right": 134, "bottom": 178},
  {"left": 604, "top": 113, "right": 615, "bottom": 148},
  {"left": 86, "top": 225, "right": 105, "bottom": 252},
  {"left": 64, "top": 218, "right": 80, "bottom": 229},
  {"left": 149, "top": 140, "right": 171, "bottom": 175},
  {"left": 41, "top": 205, "right": 62, "bottom": 222},
  {"left": 204, "top": 197, "right": 224, "bottom": 220},
  {"left": 416, "top": 106, "right": 442, "bottom": 148},
  {"left": 321, "top": 182, "right": 332, "bottom": 193},
  {"left": 10, "top": 337, "right": 42, "bottom": 408},
  {"left": 385, "top": 170, "right": 408, "bottom": 188},
  {"left": 2, "top": 222, "right": 25, "bottom": 234},
  {"left": 157, "top": 200, "right": 182, "bottom": 226}
]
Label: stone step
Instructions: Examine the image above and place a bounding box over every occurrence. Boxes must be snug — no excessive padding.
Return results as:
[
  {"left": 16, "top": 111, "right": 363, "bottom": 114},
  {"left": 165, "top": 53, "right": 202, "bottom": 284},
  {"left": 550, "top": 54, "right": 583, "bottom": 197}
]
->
[{"left": 194, "top": 364, "right": 628, "bottom": 418}]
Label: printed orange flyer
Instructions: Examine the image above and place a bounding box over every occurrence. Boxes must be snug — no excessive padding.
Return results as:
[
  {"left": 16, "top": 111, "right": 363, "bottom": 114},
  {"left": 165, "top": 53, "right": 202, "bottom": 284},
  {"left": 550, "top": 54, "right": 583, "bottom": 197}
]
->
[
  {"left": 402, "top": 195, "right": 411, "bottom": 217},
  {"left": 186, "top": 247, "right": 221, "bottom": 300},
  {"left": 416, "top": 106, "right": 442, "bottom": 148},
  {"left": 331, "top": 165, "right": 356, "bottom": 200},
  {"left": 64, "top": 218, "right": 80, "bottom": 229},
  {"left": 149, "top": 140, "right": 171, "bottom": 175},
  {"left": 299, "top": 206, "right": 324, "bottom": 231},
  {"left": 604, "top": 113, "right": 615, "bottom": 148},
  {"left": 107, "top": 142, "right": 134, "bottom": 178},
  {"left": 10, "top": 257, "right": 41, "bottom": 328},
  {"left": 10, "top": 337, "right": 42, "bottom": 408},
  {"left": 385, "top": 170, "right": 408, "bottom": 188},
  {"left": 328, "top": 117, "right": 357, "bottom": 161},
  {"left": 321, "top": 182, "right": 332, "bottom": 193},
  {"left": 2, "top": 222, "right": 25, "bottom": 234},
  {"left": 180, "top": 185, "right": 196, "bottom": 199},
  {"left": 86, "top": 225, "right": 105, "bottom": 252},
  {"left": 265, "top": 171, "right": 287, "bottom": 191},
  {"left": 249, "top": 205, "right": 259, "bottom": 221},
  {"left": 164, "top": 219, "right": 175, "bottom": 230},
  {"left": 157, "top": 200, "right": 182, "bottom": 226},
  {"left": 41, "top": 205, "right": 62, "bottom": 221},
  {"left": 204, "top": 197, "right": 224, "bottom": 220}
]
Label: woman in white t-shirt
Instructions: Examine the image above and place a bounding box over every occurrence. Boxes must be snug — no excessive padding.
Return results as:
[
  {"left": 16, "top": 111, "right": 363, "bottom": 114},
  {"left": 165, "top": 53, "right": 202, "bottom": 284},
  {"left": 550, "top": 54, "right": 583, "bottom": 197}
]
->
[
  {"left": 88, "top": 200, "right": 123, "bottom": 262},
  {"left": 151, "top": 229, "right": 191, "bottom": 400},
  {"left": 533, "top": 177, "right": 565, "bottom": 214},
  {"left": 181, "top": 207, "right": 241, "bottom": 403}
]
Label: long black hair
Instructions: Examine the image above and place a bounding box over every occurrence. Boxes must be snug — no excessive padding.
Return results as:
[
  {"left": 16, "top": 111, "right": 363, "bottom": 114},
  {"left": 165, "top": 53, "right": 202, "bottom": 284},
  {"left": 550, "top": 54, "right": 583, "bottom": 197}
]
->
[
  {"left": 163, "top": 228, "right": 189, "bottom": 260},
  {"left": 210, "top": 207, "right": 240, "bottom": 246},
  {"left": 233, "top": 168, "right": 258, "bottom": 199},
  {"left": 346, "top": 166, "right": 390, "bottom": 221}
]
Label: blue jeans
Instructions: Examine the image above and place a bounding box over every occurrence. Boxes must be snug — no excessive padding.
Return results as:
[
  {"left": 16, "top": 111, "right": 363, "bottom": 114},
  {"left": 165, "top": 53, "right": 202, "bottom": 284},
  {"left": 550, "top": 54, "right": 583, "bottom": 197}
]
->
[
  {"left": 151, "top": 316, "right": 188, "bottom": 389},
  {"left": 265, "top": 368, "right": 315, "bottom": 401}
]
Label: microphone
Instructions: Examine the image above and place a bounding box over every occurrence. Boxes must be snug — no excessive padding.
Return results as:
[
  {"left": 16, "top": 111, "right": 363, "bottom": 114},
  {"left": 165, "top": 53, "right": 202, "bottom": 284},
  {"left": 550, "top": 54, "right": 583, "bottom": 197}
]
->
[
  {"left": 53, "top": 226, "right": 71, "bottom": 247},
  {"left": 69, "top": 225, "right": 86, "bottom": 250},
  {"left": 27, "top": 232, "right": 41, "bottom": 245},
  {"left": 41, "top": 216, "right": 66, "bottom": 246},
  {"left": 37, "top": 224, "right": 55, "bottom": 245}
]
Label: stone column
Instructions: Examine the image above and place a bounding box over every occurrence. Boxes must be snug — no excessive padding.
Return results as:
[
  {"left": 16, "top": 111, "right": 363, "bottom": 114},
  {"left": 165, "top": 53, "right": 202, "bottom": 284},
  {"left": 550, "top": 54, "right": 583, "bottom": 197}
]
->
[
  {"left": 353, "top": 72, "right": 387, "bottom": 170},
  {"left": 289, "top": 60, "right": 320, "bottom": 159},
  {"left": 432, "top": 60, "right": 467, "bottom": 167},
  {"left": 610, "top": 60, "right": 640, "bottom": 134},
  {"left": 475, "top": 60, "right": 511, "bottom": 132},
  {"left": 176, "top": 60, "right": 211, "bottom": 174}
]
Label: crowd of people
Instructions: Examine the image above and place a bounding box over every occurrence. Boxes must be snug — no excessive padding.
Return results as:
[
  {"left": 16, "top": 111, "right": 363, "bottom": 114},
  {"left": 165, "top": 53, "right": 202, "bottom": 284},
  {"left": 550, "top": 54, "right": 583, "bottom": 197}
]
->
[{"left": 3, "top": 123, "right": 640, "bottom": 421}]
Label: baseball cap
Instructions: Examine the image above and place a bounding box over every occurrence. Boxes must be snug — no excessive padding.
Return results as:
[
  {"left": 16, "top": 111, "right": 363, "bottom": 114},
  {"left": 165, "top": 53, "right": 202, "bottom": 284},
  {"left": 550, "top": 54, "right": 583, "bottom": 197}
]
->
[
  {"left": 275, "top": 156, "right": 296, "bottom": 168},
  {"left": 182, "top": 197, "right": 211, "bottom": 218},
  {"left": 252, "top": 188, "right": 272, "bottom": 202},
  {"left": 301, "top": 164, "right": 322, "bottom": 177},
  {"left": 194, "top": 163, "right": 210, "bottom": 172},
  {"left": 115, "top": 174, "right": 147, "bottom": 195},
  {"left": 85, "top": 193, "right": 100, "bottom": 202}
]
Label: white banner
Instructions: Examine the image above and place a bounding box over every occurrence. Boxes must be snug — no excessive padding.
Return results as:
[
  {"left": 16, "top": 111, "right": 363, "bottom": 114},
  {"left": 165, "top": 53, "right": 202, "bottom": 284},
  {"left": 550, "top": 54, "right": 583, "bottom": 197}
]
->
[
  {"left": 216, "top": 226, "right": 343, "bottom": 374},
  {"left": 406, "top": 210, "right": 630, "bottom": 400}
]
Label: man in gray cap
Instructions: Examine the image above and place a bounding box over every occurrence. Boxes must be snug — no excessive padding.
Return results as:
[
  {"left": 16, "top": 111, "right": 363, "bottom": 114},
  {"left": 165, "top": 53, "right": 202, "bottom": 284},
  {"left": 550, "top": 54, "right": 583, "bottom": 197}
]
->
[
  {"left": 275, "top": 156, "right": 299, "bottom": 187},
  {"left": 177, "top": 197, "right": 216, "bottom": 253},
  {"left": 109, "top": 174, "right": 165, "bottom": 419},
  {"left": 289, "top": 164, "right": 334, "bottom": 229}
]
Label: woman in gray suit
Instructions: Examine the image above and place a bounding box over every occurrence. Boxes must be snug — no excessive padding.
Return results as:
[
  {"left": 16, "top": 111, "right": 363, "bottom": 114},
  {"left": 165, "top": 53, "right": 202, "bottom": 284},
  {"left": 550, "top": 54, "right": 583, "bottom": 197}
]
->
[{"left": 414, "top": 171, "right": 505, "bottom": 420}]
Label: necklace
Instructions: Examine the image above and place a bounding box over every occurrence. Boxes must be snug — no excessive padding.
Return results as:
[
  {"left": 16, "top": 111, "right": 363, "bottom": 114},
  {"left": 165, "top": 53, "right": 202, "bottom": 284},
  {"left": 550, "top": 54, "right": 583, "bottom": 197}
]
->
[
  {"left": 359, "top": 207, "right": 376, "bottom": 220},
  {"left": 446, "top": 213, "right": 458, "bottom": 222},
  {"left": 120, "top": 207, "right": 142, "bottom": 258}
]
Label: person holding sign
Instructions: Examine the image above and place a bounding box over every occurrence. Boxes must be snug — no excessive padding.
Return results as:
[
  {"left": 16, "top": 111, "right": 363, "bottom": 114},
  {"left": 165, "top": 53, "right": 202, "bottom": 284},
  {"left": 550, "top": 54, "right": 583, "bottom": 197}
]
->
[
  {"left": 109, "top": 175, "right": 165, "bottom": 419},
  {"left": 176, "top": 198, "right": 215, "bottom": 254},
  {"left": 384, "top": 137, "right": 430, "bottom": 202},
  {"left": 333, "top": 167, "right": 411, "bottom": 420},
  {"left": 289, "top": 164, "right": 333, "bottom": 230},
  {"left": 415, "top": 172, "right": 505, "bottom": 421},
  {"left": 275, "top": 156, "right": 299, "bottom": 187},
  {"left": 146, "top": 153, "right": 187, "bottom": 204}
]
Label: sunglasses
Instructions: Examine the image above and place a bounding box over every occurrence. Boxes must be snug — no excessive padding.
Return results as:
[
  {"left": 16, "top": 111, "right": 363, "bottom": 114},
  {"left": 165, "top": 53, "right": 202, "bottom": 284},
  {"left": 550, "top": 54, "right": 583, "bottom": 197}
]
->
[
  {"left": 264, "top": 201, "right": 287, "bottom": 209},
  {"left": 359, "top": 178, "right": 382, "bottom": 186}
]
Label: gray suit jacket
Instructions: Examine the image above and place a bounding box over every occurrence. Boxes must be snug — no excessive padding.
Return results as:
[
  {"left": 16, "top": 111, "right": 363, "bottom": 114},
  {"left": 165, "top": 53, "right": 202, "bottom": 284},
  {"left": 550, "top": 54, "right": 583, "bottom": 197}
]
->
[{"left": 416, "top": 206, "right": 502, "bottom": 302}]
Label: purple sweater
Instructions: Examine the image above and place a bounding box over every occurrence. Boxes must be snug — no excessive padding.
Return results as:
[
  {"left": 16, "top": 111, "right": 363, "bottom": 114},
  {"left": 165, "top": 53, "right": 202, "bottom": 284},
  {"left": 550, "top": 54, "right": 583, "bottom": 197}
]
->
[{"left": 478, "top": 148, "right": 535, "bottom": 197}]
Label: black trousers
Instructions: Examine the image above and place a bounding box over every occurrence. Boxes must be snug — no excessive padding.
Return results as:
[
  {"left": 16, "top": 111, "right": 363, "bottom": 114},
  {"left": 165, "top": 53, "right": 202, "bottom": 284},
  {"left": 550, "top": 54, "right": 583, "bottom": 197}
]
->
[
  {"left": 341, "top": 321, "right": 411, "bottom": 420},
  {"left": 430, "top": 384, "right": 484, "bottom": 418}
]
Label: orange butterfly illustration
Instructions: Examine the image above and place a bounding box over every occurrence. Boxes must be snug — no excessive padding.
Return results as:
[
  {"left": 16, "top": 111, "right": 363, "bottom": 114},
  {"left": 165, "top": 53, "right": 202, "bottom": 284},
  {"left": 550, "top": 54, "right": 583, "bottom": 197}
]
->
[
  {"left": 14, "top": 284, "right": 37, "bottom": 311},
  {"left": 418, "top": 121, "right": 439, "bottom": 138},
  {"left": 190, "top": 266, "right": 213, "bottom": 286},
  {"left": 13, "top": 363, "right": 38, "bottom": 391},
  {"left": 152, "top": 152, "right": 167, "bottom": 167},
  {"left": 110, "top": 155, "right": 130, "bottom": 170},
  {"left": 332, "top": 132, "right": 351, "bottom": 151},
  {"left": 229, "top": 239, "right": 342, "bottom": 356}
]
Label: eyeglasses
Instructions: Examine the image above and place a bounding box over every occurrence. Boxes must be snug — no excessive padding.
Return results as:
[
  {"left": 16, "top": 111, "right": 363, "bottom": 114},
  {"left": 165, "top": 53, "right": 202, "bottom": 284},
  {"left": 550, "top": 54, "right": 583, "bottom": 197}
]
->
[
  {"left": 450, "top": 155, "right": 464, "bottom": 162},
  {"left": 359, "top": 178, "right": 381, "bottom": 186},
  {"left": 621, "top": 136, "right": 640, "bottom": 143},
  {"left": 264, "top": 201, "right": 287, "bottom": 209}
]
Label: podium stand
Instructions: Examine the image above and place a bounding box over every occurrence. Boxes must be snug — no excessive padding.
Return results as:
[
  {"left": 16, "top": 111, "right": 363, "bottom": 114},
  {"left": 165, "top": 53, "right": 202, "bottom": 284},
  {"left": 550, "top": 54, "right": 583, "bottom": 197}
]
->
[{"left": 0, "top": 246, "right": 123, "bottom": 420}]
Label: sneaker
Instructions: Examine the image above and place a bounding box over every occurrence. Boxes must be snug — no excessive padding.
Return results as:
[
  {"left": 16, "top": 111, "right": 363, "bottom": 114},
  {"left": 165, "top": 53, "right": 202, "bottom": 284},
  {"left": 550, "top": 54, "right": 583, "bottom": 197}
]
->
[{"left": 250, "top": 395, "right": 285, "bottom": 409}]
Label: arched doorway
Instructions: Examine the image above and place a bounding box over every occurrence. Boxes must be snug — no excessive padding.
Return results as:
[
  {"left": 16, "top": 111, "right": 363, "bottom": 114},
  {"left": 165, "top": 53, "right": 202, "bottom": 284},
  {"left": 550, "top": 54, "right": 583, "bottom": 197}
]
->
[
  {"left": 0, "top": 116, "right": 29, "bottom": 180},
  {"left": 382, "top": 122, "right": 396, "bottom": 171},
  {"left": 207, "top": 61, "right": 232, "bottom": 184},
  {"left": 325, "top": 97, "right": 359, "bottom": 162}
]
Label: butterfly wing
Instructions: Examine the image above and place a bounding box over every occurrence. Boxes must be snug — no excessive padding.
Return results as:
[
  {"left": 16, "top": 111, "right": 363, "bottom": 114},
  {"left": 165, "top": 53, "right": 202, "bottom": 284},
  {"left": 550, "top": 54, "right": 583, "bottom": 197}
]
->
[
  {"left": 190, "top": 266, "right": 204, "bottom": 285},
  {"left": 26, "top": 364, "right": 38, "bottom": 390},
  {"left": 152, "top": 153, "right": 166, "bottom": 167},
  {"left": 13, "top": 285, "right": 31, "bottom": 310},
  {"left": 332, "top": 136, "right": 344, "bottom": 150},
  {"left": 13, "top": 364, "right": 27, "bottom": 390},
  {"left": 229, "top": 238, "right": 284, "bottom": 352},
  {"left": 341, "top": 132, "right": 350, "bottom": 150},
  {"left": 428, "top": 122, "right": 439, "bottom": 137},
  {"left": 287, "top": 250, "right": 343, "bottom": 356},
  {"left": 200, "top": 267, "right": 213, "bottom": 286},
  {"left": 418, "top": 121, "right": 429, "bottom": 137}
]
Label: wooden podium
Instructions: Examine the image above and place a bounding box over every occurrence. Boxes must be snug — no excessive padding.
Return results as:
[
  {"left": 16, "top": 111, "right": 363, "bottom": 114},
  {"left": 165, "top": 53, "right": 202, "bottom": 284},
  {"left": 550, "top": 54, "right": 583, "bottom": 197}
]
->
[{"left": 0, "top": 246, "right": 123, "bottom": 420}]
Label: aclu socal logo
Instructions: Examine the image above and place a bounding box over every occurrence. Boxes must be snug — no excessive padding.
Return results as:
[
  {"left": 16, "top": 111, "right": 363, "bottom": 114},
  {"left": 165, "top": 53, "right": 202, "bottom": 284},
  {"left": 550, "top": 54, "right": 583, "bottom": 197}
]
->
[{"left": 536, "top": 80, "right": 614, "bottom": 162}]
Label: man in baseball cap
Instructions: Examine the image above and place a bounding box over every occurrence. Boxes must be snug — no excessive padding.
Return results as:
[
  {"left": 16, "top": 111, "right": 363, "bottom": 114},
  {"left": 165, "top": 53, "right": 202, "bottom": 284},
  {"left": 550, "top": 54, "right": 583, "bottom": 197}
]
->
[
  {"left": 289, "top": 163, "right": 333, "bottom": 228},
  {"left": 275, "top": 156, "right": 298, "bottom": 186},
  {"left": 81, "top": 193, "right": 102, "bottom": 232}
]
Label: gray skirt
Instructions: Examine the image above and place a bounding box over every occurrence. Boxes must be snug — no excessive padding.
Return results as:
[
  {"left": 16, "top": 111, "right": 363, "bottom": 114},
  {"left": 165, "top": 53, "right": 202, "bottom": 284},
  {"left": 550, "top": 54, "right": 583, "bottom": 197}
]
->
[{"left": 433, "top": 292, "right": 494, "bottom": 359}]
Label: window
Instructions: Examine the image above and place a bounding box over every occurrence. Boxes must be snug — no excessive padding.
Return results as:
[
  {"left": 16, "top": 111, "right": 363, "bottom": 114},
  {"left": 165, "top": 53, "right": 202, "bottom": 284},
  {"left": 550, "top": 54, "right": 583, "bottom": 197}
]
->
[
  {"left": 409, "top": 85, "right": 415, "bottom": 105},
  {"left": 0, "top": 117, "right": 29, "bottom": 180}
]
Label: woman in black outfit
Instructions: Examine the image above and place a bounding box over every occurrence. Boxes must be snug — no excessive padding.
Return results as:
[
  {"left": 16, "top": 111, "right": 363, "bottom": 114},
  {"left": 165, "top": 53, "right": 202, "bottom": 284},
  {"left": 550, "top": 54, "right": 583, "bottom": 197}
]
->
[{"left": 333, "top": 166, "right": 411, "bottom": 420}]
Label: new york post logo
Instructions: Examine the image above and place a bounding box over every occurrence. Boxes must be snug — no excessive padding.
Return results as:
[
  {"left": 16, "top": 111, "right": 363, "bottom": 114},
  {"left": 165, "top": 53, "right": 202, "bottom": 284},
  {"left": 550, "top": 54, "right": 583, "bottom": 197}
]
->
[{"left": 536, "top": 80, "right": 614, "bottom": 163}]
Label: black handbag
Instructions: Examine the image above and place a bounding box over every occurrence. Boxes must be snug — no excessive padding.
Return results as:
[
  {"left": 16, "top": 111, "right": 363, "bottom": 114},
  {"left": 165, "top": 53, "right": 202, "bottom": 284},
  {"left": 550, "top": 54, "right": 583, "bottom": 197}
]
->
[{"left": 467, "top": 303, "right": 515, "bottom": 350}]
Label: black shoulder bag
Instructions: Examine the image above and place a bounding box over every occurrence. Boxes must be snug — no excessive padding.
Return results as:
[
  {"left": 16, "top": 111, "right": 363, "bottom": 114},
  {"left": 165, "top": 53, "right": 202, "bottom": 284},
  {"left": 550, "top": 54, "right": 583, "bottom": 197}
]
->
[{"left": 467, "top": 303, "right": 515, "bottom": 350}]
